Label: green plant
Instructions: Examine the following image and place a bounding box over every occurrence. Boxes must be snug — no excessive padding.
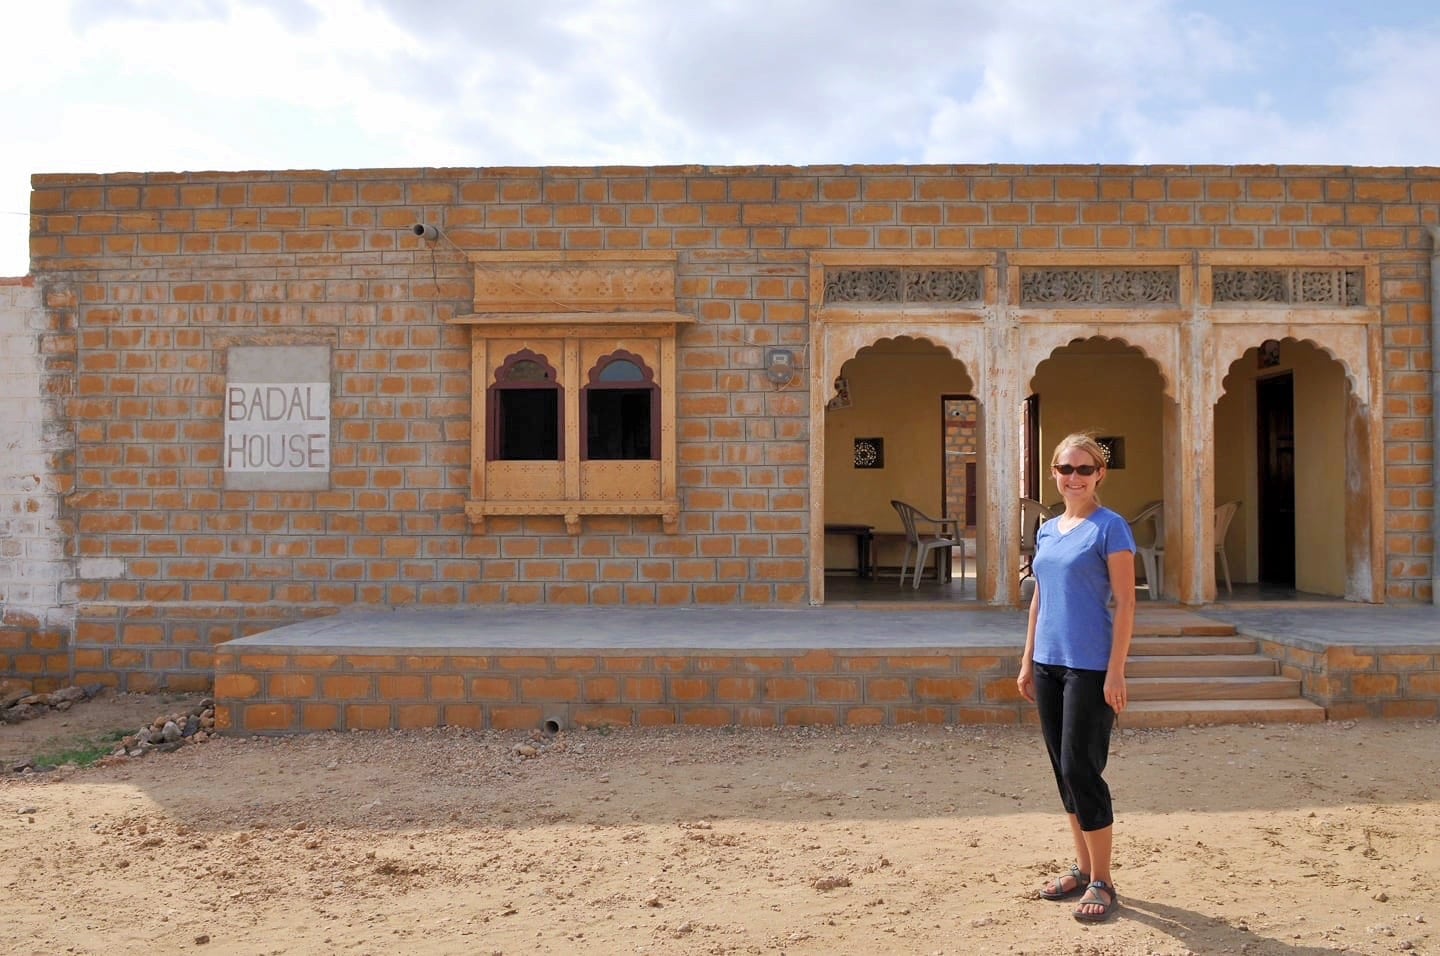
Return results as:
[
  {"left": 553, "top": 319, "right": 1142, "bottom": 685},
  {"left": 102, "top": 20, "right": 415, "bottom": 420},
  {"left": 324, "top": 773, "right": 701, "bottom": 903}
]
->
[{"left": 32, "top": 729, "right": 129, "bottom": 770}]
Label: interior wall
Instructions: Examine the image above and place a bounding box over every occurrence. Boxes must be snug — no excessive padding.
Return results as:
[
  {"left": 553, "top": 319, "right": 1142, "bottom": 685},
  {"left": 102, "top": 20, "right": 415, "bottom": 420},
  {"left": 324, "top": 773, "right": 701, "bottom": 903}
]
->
[
  {"left": 1030, "top": 342, "right": 1165, "bottom": 523},
  {"left": 1214, "top": 363, "right": 1256, "bottom": 583},
  {"left": 1293, "top": 346, "right": 1347, "bottom": 595},
  {"left": 823, "top": 339, "right": 972, "bottom": 569},
  {"left": 1213, "top": 341, "right": 1348, "bottom": 595}
]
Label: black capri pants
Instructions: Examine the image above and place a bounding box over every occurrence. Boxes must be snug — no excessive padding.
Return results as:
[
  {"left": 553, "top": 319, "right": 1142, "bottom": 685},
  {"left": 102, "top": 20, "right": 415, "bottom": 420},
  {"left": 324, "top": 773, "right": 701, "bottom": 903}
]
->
[{"left": 1033, "top": 662, "right": 1116, "bottom": 831}]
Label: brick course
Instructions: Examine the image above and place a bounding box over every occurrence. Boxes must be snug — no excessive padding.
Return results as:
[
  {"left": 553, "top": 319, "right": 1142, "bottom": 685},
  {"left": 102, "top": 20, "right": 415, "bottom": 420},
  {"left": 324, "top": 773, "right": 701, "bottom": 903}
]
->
[
  {"left": 1261, "top": 638, "right": 1440, "bottom": 720},
  {"left": 213, "top": 644, "right": 1032, "bottom": 733}
]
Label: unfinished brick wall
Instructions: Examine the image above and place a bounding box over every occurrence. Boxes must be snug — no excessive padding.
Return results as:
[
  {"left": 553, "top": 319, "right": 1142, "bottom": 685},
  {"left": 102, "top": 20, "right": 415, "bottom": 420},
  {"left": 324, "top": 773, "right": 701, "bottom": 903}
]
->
[
  {"left": 17, "top": 164, "right": 1440, "bottom": 689},
  {"left": 0, "top": 278, "right": 72, "bottom": 690}
]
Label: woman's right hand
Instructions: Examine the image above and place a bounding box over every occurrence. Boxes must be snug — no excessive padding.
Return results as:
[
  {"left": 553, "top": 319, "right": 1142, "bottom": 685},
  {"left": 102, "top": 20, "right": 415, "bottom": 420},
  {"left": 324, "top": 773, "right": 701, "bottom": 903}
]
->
[{"left": 1017, "top": 661, "right": 1035, "bottom": 702}]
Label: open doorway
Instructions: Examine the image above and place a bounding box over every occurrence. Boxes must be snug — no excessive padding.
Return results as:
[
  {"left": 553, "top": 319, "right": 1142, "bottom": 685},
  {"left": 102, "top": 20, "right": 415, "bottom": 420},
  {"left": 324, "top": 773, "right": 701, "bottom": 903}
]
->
[
  {"left": 1022, "top": 394, "right": 1040, "bottom": 502},
  {"left": 1028, "top": 338, "right": 1167, "bottom": 600},
  {"left": 1256, "top": 372, "right": 1297, "bottom": 587},
  {"left": 1216, "top": 339, "right": 1366, "bottom": 601},
  {"left": 942, "top": 395, "right": 979, "bottom": 532},
  {"left": 821, "top": 338, "right": 978, "bottom": 604}
]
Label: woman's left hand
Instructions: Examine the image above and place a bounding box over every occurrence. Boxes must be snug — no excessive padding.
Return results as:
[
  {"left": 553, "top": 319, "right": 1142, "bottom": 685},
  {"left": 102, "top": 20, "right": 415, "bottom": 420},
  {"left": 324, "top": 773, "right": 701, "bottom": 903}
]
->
[{"left": 1104, "top": 671, "right": 1127, "bottom": 713}]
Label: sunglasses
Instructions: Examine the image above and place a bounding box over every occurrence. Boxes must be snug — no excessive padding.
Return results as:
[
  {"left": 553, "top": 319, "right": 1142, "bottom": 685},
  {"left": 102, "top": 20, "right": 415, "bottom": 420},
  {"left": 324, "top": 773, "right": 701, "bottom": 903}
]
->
[{"left": 1053, "top": 464, "right": 1101, "bottom": 476}]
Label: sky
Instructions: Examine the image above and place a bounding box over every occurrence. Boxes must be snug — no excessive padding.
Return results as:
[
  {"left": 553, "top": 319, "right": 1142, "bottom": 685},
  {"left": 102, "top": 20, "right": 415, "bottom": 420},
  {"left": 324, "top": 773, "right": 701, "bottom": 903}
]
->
[{"left": 3, "top": 0, "right": 1439, "bottom": 276}]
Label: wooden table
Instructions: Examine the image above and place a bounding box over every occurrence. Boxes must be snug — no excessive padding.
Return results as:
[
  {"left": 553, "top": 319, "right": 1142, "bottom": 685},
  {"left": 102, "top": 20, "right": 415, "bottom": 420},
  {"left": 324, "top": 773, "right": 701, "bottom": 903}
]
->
[{"left": 823, "top": 523, "right": 875, "bottom": 578}]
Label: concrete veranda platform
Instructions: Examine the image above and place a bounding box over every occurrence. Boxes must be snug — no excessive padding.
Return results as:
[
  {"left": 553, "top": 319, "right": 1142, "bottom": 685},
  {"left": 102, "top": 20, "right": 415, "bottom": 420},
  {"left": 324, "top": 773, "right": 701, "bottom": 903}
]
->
[
  {"left": 220, "top": 603, "right": 1440, "bottom": 654},
  {"left": 212, "top": 604, "right": 1440, "bottom": 734},
  {"left": 1200, "top": 604, "right": 1440, "bottom": 651}
]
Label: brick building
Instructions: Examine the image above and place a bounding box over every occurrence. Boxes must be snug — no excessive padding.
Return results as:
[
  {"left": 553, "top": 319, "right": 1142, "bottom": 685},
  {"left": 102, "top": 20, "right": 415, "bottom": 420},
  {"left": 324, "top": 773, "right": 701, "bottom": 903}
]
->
[{"left": 1, "top": 163, "right": 1437, "bottom": 694}]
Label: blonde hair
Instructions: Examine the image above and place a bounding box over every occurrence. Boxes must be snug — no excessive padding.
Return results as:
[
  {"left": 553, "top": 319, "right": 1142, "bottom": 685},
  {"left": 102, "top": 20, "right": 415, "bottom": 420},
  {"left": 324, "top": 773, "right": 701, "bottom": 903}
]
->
[{"left": 1050, "top": 432, "right": 1108, "bottom": 503}]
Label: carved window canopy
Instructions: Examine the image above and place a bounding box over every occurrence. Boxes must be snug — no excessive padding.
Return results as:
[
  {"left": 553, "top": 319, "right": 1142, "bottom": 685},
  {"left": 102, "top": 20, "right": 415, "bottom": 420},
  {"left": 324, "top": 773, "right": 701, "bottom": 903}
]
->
[{"left": 451, "top": 253, "right": 693, "bottom": 534}]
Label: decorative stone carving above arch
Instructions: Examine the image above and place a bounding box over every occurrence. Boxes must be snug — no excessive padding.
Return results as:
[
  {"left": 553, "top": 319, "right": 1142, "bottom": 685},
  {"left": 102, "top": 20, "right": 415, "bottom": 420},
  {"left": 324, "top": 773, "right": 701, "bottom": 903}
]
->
[
  {"left": 809, "top": 251, "right": 1000, "bottom": 324},
  {"left": 1019, "top": 266, "right": 1180, "bottom": 306},
  {"left": 1008, "top": 252, "right": 1194, "bottom": 325},
  {"left": 824, "top": 266, "right": 985, "bottom": 305},
  {"left": 1211, "top": 266, "right": 1364, "bottom": 306},
  {"left": 1199, "top": 251, "right": 1379, "bottom": 314}
]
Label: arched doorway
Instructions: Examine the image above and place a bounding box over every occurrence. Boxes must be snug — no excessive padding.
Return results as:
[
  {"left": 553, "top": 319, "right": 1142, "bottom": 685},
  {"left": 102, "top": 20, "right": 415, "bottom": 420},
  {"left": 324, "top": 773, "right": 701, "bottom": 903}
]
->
[
  {"left": 1215, "top": 338, "right": 1369, "bottom": 599},
  {"left": 1027, "top": 337, "right": 1170, "bottom": 601},
  {"left": 820, "top": 336, "right": 979, "bottom": 603}
]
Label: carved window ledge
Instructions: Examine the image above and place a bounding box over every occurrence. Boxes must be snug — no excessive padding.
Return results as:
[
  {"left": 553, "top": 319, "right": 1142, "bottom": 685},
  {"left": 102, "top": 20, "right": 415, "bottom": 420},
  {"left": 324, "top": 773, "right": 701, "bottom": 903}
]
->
[
  {"left": 464, "top": 499, "right": 681, "bottom": 536},
  {"left": 451, "top": 253, "right": 693, "bottom": 534}
]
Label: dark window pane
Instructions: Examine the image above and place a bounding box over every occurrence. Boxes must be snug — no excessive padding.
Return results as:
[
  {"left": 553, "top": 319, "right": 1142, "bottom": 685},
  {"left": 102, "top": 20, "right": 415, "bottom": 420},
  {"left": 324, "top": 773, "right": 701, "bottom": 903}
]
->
[
  {"left": 499, "top": 389, "right": 559, "bottom": 460},
  {"left": 597, "top": 359, "right": 645, "bottom": 383},
  {"left": 504, "top": 359, "right": 550, "bottom": 382},
  {"left": 587, "top": 388, "right": 653, "bottom": 460}
]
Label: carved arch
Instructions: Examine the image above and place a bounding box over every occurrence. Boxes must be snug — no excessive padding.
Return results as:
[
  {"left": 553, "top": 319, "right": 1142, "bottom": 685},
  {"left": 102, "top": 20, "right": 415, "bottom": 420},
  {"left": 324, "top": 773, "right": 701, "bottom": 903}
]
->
[
  {"left": 851, "top": 334, "right": 969, "bottom": 365},
  {"left": 1018, "top": 326, "right": 1178, "bottom": 402},
  {"left": 821, "top": 326, "right": 987, "bottom": 401},
  {"left": 1210, "top": 325, "right": 1370, "bottom": 409}
]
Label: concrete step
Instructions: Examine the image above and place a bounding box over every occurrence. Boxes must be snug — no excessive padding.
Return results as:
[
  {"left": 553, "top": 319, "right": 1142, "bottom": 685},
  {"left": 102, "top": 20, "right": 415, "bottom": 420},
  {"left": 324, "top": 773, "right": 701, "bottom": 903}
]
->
[
  {"left": 1128, "top": 675, "right": 1300, "bottom": 701},
  {"left": 1131, "top": 618, "right": 1240, "bottom": 637},
  {"left": 1126, "top": 654, "right": 1278, "bottom": 678},
  {"left": 1123, "top": 616, "right": 1324, "bottom": 728},
  {"left": 1122, "top": 697, "right": 1326, "bottom": 729},
  {"left": 1130, "top": 634, "right": 1258, "bottom": 656}
]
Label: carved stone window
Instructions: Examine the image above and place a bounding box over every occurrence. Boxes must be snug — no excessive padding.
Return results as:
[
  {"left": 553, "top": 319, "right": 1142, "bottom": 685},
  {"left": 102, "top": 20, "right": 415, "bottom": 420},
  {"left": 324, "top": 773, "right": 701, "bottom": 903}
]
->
[
  {"left": 1019, "top": 268, "right": 1179, "bottom": 305},
  {"left": 825, "top": 267, "right": 982, "bottom": 304},
  {"left": 452, "top": 253, "right": 693, "bottom": 534},
  {"left": 1212, "top": 268, "right": 1363, "bottom": 306}
]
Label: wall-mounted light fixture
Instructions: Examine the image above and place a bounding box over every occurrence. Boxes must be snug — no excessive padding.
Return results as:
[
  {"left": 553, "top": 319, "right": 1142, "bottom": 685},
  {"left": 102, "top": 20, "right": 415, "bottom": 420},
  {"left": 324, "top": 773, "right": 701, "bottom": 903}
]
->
[{"left": 764, "top": 347, "right": 796, "bottom": 386}]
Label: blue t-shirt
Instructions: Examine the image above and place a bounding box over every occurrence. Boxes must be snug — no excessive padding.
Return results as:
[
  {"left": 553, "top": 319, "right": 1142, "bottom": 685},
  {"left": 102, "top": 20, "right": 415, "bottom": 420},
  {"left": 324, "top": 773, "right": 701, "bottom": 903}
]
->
[{"left": 1032, "top": 506, "right": 1136, "bottom": 672}]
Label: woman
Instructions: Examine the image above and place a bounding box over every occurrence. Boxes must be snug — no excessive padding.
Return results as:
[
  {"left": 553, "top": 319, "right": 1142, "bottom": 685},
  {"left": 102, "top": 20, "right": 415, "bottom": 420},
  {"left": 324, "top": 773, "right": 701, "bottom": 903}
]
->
[{"left": 1017, "top": 433, "right": 1136, "bottom": 923}]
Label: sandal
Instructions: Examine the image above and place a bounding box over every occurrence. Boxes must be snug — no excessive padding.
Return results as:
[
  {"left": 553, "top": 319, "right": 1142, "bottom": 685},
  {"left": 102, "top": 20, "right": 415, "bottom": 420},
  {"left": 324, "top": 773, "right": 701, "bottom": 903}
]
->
[
  {"left": 1038, "top": 865, "right": 1089, "bottom": 901},
  {"left": 1073, "top": 879, "right": 1119, "bottom": 923}
]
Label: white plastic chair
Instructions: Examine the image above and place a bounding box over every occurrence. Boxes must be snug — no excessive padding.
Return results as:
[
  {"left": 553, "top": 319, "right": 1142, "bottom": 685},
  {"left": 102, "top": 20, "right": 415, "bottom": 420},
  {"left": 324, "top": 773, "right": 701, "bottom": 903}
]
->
[
  {"left": 1128, "top": 500, "right": 1165, "bottom": 600},
  {"left": 1214, "top": 500, "right": 1241, "bottom": 597},
  {"left": 891, "top": 499, "right": 962, "bottom": 590},
  {"left": 1018, "top": 497, "right": 1051, "bottom": 580}
]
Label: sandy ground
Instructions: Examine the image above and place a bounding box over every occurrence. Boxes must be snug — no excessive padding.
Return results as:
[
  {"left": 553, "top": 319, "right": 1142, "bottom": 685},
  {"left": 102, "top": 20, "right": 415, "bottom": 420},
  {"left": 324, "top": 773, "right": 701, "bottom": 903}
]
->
[{"left": 1, "top": 695, "right": 1437, "bottom": 956}]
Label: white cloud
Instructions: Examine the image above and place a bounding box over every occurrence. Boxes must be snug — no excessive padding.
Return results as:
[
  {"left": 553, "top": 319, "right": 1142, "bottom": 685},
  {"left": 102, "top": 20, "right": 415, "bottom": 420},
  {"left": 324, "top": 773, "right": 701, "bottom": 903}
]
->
[
  {"left": 921, "top": 4, "right": 1261, "bottom": 162},
  {"left": 1120, "top": 23, "right": 1440, "bottom": 164},
  {"left": 3, "top": 0, "right": 1439, "bottom": 276}
]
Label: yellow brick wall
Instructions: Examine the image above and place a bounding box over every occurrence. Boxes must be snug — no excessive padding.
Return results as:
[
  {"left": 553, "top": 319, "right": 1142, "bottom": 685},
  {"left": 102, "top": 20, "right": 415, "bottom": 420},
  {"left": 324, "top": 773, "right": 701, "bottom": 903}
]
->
[{"left": 22, "top": 164, "right": 1440, "bottom": 687}]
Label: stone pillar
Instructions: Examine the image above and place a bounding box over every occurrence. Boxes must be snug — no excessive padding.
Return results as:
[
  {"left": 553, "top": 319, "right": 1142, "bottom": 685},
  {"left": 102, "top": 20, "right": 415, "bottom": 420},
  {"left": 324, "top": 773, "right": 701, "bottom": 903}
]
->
[
  {"left": 984, "top": 257, "right": 1021, "bottom": 606},
  {"left": 1169, "top": 303, "right": 1211, "bottom": 604}
]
